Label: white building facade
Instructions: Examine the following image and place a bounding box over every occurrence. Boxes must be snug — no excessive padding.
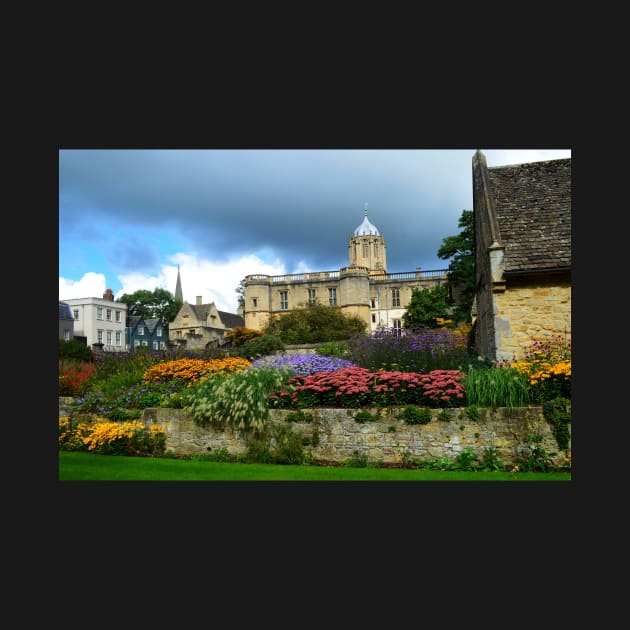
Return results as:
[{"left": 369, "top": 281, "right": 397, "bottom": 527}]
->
[{"left": 64, "top": 289, "right": 128, "bottom": 351}]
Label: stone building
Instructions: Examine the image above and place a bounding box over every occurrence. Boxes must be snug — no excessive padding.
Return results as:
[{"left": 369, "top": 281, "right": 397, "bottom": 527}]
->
[
  {"left": 243, "top": 209, "right": 449, "bottom": 333},
  {"left": 472, "top": 151, "right": 571, "bottom": 361},
  {"left": 168, "top": 296, "right": 244, "bottom": 350}
]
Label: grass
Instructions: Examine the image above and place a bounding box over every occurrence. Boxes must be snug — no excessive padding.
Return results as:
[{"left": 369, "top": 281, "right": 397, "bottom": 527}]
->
[{"left": 59, "top": 451, "right": 571, "bottom": 481}]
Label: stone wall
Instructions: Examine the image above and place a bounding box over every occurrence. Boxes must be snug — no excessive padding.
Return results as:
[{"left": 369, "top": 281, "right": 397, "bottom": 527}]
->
[
  {"left": 493, "top": 276, "right": 571, "bottom": 361},
  {"left": 136, "top": 405, "right": 570, "bottom": 469}
]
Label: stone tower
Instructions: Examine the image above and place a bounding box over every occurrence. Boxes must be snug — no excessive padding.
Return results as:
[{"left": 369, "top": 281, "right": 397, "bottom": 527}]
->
[{"left": 347, "top": 203, "right": 387, "bottom": 275}]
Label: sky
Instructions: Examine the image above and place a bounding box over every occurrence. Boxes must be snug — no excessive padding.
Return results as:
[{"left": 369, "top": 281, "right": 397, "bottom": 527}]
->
[{"left": 59, "top": 148, "right": 571, "bottom": 314}]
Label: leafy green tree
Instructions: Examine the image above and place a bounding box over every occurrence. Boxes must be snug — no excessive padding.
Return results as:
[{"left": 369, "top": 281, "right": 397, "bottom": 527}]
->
[
  {"left": 117, "top": 288, "right": 183, "bottom": 322},
  {"left": 437, "top": 209, "right": 474, "bottom": 323},
  {"left": 263, "top": 303, "right": 367, "bottom": 344},
  {"left": 402, "top": 285, "right": 451, "bottom": 330},
  {"left": 235, "top": 279, "right": 245, "bottom": 312}
]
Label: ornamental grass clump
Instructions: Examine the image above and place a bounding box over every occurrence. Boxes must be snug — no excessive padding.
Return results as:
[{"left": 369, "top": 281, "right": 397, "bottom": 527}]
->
[
  {"left": 185, "top": 367, "right": 293, "bottom": 432},
  {"left": 462, "top": 366, "right": 530, "bottom": 409},
  {"left": 251, "top": 353, "right": 355, "bottom": 376}
]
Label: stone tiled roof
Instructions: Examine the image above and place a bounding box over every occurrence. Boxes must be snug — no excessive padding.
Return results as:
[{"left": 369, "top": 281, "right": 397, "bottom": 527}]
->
[
  {"left": 488, "top": 158, "right": 571, "bottom": 273},
  {"left": 189, "top": 303, "right": 244, "bottom": 329},
  {"left": 218, "top": 311, "right": 245, "bottom": 329}
]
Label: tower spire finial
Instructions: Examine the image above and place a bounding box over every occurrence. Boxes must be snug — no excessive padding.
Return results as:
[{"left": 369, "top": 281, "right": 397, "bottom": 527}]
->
[{"left": 363, "top": 202, "right": 368, "bottom": 216}]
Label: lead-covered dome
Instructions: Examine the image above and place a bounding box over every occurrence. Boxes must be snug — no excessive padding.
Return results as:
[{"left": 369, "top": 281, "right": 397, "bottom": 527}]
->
[{"left": 353, "top": 214, "right": 380, "bottom": 236}]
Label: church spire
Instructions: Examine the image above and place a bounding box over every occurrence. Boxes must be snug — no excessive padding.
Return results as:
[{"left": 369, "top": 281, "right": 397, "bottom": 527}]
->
[{"left": 175, "top": 265, "right": 183, "bottom": 302}]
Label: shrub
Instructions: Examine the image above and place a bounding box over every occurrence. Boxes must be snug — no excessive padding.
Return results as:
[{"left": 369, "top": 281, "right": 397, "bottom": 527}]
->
[
  {"left": 59, "top": 339, "right": 94, "bottom": 362},
  {"left": 354, "top": 410, "right": 379, "bottom": 423},
  {"left": 542, "top": 397, "right": 571, "bottom": 451},
  {"left": 315, "top": 341, "right": 350, "bottom": 358},
  {"left": 238, "top": 335, "right": 286, "bottom": 359},
  {"left": 285, "top": 410, "right": 313, "bottom": 423},
  {"left": 224, "top": 326, "right": 263, "bottom": 347},
  {"left": 58, "top": 360, "right": 96, "bottom": 396},
  {"left": 398, "top": 406, "right": 432, "bottom": 425}
]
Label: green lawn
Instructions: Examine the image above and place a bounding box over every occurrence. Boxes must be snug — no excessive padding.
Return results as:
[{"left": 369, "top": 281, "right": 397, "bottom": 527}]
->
[{"left": 58, "top": 451, "right": 571, "bottom": 481}]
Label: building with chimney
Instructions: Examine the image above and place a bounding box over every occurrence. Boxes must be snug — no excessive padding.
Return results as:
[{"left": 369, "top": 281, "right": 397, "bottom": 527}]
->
[
  {"left": 64, "top": 289, "right": 128, "bottom": 352},
  {"left": 169, "top": 295, "right": 244, "bottom": 350},
  {"left": 243, "top": 207, "right": 449, "bottom": 334}
]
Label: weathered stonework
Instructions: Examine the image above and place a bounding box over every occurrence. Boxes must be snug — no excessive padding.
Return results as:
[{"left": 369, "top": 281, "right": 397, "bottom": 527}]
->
[{"left": 133, "top": 405, "right": 570, "bottom": 469}]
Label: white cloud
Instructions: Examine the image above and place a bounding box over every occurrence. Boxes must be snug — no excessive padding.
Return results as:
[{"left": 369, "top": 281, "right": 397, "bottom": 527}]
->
[
  {"left": 120, "top": 252, "right": 295, "bottom": 313},
  {"left": 59, "top": 272, "right": 107, "bottom": 300}
]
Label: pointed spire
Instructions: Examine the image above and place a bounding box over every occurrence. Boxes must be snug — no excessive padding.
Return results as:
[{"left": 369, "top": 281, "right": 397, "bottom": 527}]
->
[
  {"left": 363, "top": 202, "right": 368, "bottom": 216},
  {"left": 175, "top": 265, "right": 183, "bottom": 302}
]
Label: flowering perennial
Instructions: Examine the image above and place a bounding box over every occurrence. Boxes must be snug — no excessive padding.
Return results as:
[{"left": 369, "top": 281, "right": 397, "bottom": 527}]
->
[
  {"left": 251, "top": 353, "right": 355, "bottom": 376},
  {"left": 268, "top": 366, "right": 465, "bottom": 409},
  {"left": 142, "top": 357, "right": 251, "bottom": 384}
]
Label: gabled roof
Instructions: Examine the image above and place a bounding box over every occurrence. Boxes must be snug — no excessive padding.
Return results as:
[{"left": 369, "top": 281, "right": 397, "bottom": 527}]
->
[
  {"left": 126, "top": 315, "right": 143, "bottom": 328},
  {"left": 487, "top": 158, "right": 571, "bottom": 273},
  {"left": 181, "top": 302, "right": 244, "bottom": 329},
  {"left": 144, "top": 318, "right": 164, "bottom": 334}
]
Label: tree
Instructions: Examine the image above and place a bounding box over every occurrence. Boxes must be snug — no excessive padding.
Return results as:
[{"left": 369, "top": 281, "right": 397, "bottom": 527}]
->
[
  {"left": 402, "top": 285, "right": 451, "bottom": 330},
  {"left": 437, "top": 209, "right": 474, "bottom": 323},
  {"left": 263, "top": 303, "right": 367, "bottom": 344},
  {"left": 235, "top": 279, "right": 245, "bottom": 312},
  {"left": 117, "top": 288, "right": 183, "bottom": 322}
]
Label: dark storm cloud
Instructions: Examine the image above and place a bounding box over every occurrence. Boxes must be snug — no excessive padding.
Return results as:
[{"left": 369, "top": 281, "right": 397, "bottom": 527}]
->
[{"left": 59, "top": 149, "right": 474, "bottom": 273}]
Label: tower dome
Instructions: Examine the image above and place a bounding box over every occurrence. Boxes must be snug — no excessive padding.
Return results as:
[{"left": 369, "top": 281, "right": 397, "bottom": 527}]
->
[{"left": 353, "top": 204, "right": 380, "bottom": 236}]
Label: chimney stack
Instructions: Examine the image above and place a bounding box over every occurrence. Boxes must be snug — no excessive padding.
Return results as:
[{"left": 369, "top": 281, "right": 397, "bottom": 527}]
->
[
  {"left": 196, "top": 296, "right": 202, "bottom": 305},
  {"left": 103, "top": 289, "right": 114, "bottom": 301}
]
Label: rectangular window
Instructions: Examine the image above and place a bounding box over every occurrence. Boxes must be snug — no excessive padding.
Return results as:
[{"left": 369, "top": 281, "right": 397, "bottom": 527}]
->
[
  {"left": 362, "top": 243, "right": 369, "bottom": 257},
  {"left": 252, "top": 298, "right": 258, "bottom": 308},
  {"left": 134, "top": 339, "right": 140, "bottom": 348},
  {"left": 153, "top": 341, "right": 159, "bottom": 350},
  {"left": 63, "top": 329, "right": 71, "bottom": 341},
  {"left": 106, "top": 330, "right": 112, "bottom": 345},
  {"left": 308, "top": 289, "right": 316, "bottom": 305},
  {"left": 97, "top": 307, "right": 103, "bottom": 321},
  {"left": 73, "top": 309, "right": 79, "bottom": 320},
  {"left": 142, "top": 340, "right": 148, "bottom": 347},
  {"left": 106, "top": 309, "right": 112, "bottom": 321},
  {"left": 115, "top": 311, "right": 121, "bottom": 323},
  {"left": 329, "top": 288, "right": 337, "bottom": 306},
  {"left": 371, "top": 314, "right": 376, "bottom": 323},
  {"left": 373, "top": 243, "right": 378, "bottom": 257},
  {"left": 157, "top": 327, "right": 162, "bottom": 337},
  {"left": 392, "top": 289, "right": 400, "bottom": 307},
  {"left": 370, "top": 298, "right": 376, "bottom": 308},
  {"left": 138, "top": 326, "right": 144, "bottom": 336},
  {"left": 280, "top": 291, "right": 288, "bottom": 310},
  {"left": 393, "top": 319, "right": 402, "bottom": 336},
  {"left": 97, "top": 329, "right": 104, "bottom": 343},
  {"left": 115, "top": 331, "right": 122, "bottom": 346},
  {"left": 160, "top": 342, "right": 165, "bottom": 349}
]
